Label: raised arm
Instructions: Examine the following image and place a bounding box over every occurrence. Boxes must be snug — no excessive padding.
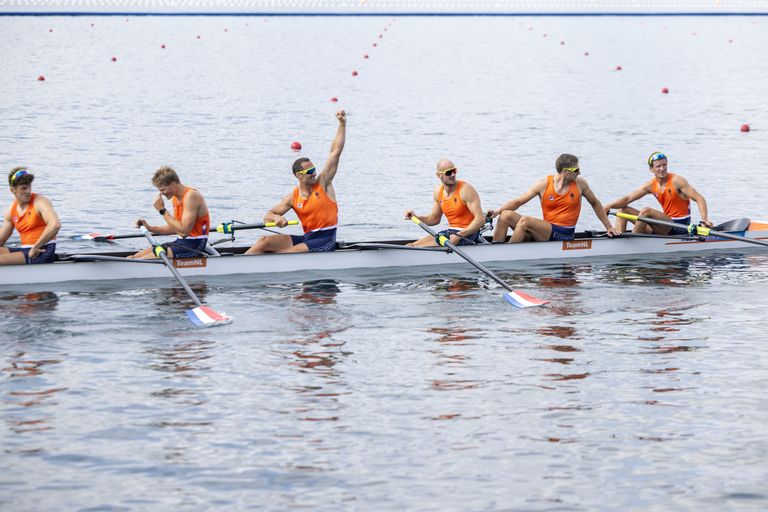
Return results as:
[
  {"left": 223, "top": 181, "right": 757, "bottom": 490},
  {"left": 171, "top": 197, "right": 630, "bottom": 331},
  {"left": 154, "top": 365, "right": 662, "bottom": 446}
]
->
[
  {"left": 318, "top": 110, "right": 347, "bottom": 189},
  {"left": 489, "top": 178, "right": 546, "bottom": 218},
  {"left": 405, "top": 186, "right": 444, "bottom": 226},
  {"left": 675, "top": 175, "right": 713, "bottom": 227},
  {"left": 580, "top": 178, "right": 620, "bottom": 236},
  {"left": 28, "top": 195, "right": 62, "bottom": 257},
  {"left": 263, "top": 192, "right": 295, "bottom": 227}
]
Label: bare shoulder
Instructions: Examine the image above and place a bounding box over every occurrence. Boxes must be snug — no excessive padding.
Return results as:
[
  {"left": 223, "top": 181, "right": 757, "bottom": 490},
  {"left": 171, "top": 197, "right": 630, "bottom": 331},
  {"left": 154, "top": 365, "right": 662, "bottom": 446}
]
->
[
  {"left": 33, "top": 194, "right": 55, "bottom": 208},
  {"left": 575, "top": 176, "right": 592, "bottom": 191},
  {"left": 671, "top": 173, "right": 691, "bottom": 187}
]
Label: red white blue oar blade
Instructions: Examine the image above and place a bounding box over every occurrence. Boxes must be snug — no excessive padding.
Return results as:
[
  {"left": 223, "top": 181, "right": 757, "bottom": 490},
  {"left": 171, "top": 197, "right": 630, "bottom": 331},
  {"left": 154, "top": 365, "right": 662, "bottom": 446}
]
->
[
  {"left": 504, "top": 290, "right": 549, "bottom": 308},
  {"left": 187, "top": 305, "right": 233, "bottom": 327}
]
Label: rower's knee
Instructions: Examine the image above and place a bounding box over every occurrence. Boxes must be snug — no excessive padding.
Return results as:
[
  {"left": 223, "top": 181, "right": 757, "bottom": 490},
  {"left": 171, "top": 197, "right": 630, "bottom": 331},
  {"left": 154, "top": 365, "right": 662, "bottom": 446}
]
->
[{"left": 638, "top": 207, "right": 654, "bottom": 217}]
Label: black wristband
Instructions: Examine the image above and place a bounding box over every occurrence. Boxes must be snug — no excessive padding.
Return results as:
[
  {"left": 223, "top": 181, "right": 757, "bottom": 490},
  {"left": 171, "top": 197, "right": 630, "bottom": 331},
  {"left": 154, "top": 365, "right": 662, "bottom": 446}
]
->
[{"left": 158, "top": 208, "right": 166, "bottom": 216}]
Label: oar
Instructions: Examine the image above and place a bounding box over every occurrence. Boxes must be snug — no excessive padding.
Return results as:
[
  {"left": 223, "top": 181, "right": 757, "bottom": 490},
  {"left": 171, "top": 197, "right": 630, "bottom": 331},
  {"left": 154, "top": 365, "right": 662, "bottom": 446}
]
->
[
  {"left": 140, "top": 226, "right": 232, "bottom": 327},
  {"left": 614, "top": 212, "right": 768, "bottom": 248},
  {"left": 215, "top": 220, "right": 299, "bottom": 234},
  {"left": 71, "top": 230, "right": 169, "bottom": 242},
  {"left": 409, "top": 216, "right": 548, "bottom": 308}
]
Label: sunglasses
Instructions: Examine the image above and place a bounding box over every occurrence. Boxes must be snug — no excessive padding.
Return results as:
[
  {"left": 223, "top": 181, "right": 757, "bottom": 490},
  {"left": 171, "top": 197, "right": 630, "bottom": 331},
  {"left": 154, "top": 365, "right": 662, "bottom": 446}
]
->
[
  {"left": 439, "top": 167, "right": 457, "bottom": 177},
  {"left": 563, "top": 167, "right": 580, "bottom": 173},
  {"left": 295, "top": 166, "right": 316, "bottom": 175},
  {"left": 10, "top": 169, "right": 28, "bottom": 185},
  {"left": 648, "top": 152, "right": 667, "bottom": 165}
]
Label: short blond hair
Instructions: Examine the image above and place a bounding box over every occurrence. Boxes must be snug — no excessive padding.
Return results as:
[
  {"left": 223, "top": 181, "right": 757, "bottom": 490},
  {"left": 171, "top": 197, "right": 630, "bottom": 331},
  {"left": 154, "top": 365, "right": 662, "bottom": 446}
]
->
[{"left": 151, "top": 166, "right": 180, "bottom": 187}]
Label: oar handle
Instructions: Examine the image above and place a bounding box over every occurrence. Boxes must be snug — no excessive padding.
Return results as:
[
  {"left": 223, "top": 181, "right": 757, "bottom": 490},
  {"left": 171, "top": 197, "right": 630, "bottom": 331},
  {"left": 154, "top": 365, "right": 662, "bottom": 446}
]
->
[
  {"left": 215, "top": 219, "right": 299, "bottom": 234},
  {"left": 614, "top": 212, "right": 768, "bottom": 247}
]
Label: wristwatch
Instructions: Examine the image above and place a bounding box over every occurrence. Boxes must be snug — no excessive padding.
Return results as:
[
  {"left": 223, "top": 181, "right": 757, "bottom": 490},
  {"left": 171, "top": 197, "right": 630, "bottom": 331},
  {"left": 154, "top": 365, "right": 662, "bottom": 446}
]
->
[{"left": 158, "top": 208, "right": 167, "bottom": 215}]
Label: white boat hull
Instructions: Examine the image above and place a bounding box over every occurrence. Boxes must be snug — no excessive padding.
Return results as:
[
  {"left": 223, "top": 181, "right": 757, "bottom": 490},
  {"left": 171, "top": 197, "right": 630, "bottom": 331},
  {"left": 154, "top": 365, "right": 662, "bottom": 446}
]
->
[{"left": 2, "top": 224, "right": 767, "bottom": 287}]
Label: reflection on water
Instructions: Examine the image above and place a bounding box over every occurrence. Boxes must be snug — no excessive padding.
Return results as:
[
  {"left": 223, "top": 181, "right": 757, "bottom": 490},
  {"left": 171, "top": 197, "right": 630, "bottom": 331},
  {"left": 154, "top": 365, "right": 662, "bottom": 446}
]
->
[{"left": 0, "top": 291, "right": 60, "bottom": 317}]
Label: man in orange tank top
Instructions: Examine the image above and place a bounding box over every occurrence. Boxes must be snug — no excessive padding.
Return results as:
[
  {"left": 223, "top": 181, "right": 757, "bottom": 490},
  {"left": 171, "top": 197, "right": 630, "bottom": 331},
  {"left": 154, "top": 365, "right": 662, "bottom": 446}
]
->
[
  {"left": 404, "top": 159, "right": 485, "bottom": 246},
  {"left": 0, "top": 167, "right": 61, "bottom": 265},
  {"left": 246, "top": 110, "right": 346, "bottom": 254},
  {"left": 130, "top": 166, "right": 211, "bottom": 259},
  {"left": 604, "top": 152, "right": 713, "bottom": 234},
  {"left": 488, "top": 154, "right": 619, "bottom": 242}
]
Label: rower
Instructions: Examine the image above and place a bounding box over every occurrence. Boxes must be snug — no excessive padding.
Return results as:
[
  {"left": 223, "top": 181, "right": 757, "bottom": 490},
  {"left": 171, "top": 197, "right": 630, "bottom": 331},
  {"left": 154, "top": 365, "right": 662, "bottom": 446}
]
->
[
  {"left": 488, "top": 154, "right": 619, "bottom": 242},
  {"left": 604, "top": 151, "right": 713, "bottom": 234},
  {"left": 129, "top": 166, "right": 210, "bottom": 259},
  {"left": 404, "top": 159, "right": 485, "bottom": 246},
  {"left": 246, "top": 110, "right": 346, "bottom": 254},
  {"left": 0, "top": 167, "right": 61, "bottom": 265}
]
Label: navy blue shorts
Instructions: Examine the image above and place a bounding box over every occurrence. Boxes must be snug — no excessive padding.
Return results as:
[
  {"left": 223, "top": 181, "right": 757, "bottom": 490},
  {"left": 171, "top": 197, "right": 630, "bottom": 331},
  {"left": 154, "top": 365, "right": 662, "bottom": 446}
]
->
[
  {"left": 291, "top": 228, "right": 337, "bottom": 252},
  {"left": 670, "top": 216, "right": 692, "bottom": 233},
  {"left": 438, "top": 228, "right": 482, "bottom": 246},
  {"left": 548, "top": 224, "right": 576, "bottom": 241},
  {"left": 9, "top": 243, "right": 56, "bottom": 264},
  {"left": 164, "top": 238, "right": 208, "bottom": 258}
]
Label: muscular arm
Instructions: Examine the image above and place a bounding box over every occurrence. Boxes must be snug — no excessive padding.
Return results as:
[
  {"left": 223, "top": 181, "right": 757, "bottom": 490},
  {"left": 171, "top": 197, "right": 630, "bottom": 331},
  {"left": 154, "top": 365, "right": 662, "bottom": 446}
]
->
[
  {"left": 31, "top": 195, "right": 62, "bottom": 250},
  {"left": 675, "top": 175, "right": 713, "bottom": 227},
  {"left": 405, "top": 186, "right": 444, "bottom": 226},
  {"left": 457, "top": 183, "right": 485, "bottom": 237},
  {"left": 0, "top": 207, "right": 13, "bottom": 246},
  {"left": 263, "top": 192, "right": 294, "bottom": 227},
  {"left": 604, "top": 183, "right": 652, "bottom": 212},
  {"left": 318, "top": 110, "right": 347, "bottom": 191},
  {"left": 493, "top": 178, "right": 546, "bottom": 215},
  {"left": 580, "top": 178, "right": 619, "bottom": 233}
]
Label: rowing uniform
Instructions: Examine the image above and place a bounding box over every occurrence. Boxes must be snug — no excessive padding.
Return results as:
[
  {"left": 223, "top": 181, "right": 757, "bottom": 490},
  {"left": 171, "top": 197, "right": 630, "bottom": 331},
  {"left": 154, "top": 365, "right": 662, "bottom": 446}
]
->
[
  {"left": 8, "top": 193, "right": 56, "bottom": 264},
  {"left": 651, "top": 173, "right": 691, "bottom": 230},
  {"left": 541, "top": 176, "right": 581, "bottom": 241},
  {"left": 290, "top": 183, "right": 338, "bottom": 252},
  {"left": 437, "top": 181, "right": 481, "bottom": 245},
  {"left": 163, "top": 187, "right": 209, "bottom": 258}
]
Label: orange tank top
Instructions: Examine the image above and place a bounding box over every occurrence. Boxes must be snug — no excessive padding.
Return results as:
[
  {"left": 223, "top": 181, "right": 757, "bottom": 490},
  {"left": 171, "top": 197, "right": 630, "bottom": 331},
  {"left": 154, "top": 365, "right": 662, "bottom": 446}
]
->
[
  {"left": 292, "top": 183, "right": 338, "bottom": 233},
  {"left": 541, "top": 175, "right": 582, "bottom": 228},
  {"left": 172, "top": 187, "right": 209, "bottom": 238},
  {"left": 10, "top": 193, "right": 54, "bottom": 246},
  {"left": 439, "top": 181, "right": 475, "bottom": 228},
  {"left": 651, "top": 173, "right": 690, "bottom": 220}
]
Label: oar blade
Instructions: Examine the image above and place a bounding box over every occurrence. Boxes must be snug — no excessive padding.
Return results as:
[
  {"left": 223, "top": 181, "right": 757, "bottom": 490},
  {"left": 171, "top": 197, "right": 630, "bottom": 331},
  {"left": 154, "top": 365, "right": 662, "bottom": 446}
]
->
[
  {"left": 187, "top": 306, "right": 233, "bottom": 327},
  {"left": 72, "top": 232, "right": 112, "bottom": 241},
  {"left": 503, "top": 290, "right": 549, "bottom": 308}
]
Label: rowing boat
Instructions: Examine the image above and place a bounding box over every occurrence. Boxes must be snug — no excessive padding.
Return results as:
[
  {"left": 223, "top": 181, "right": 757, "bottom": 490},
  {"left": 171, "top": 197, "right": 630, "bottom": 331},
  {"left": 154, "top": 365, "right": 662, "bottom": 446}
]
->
[{"left": 2, "top": 220, "right": 766, "bottom": 287}]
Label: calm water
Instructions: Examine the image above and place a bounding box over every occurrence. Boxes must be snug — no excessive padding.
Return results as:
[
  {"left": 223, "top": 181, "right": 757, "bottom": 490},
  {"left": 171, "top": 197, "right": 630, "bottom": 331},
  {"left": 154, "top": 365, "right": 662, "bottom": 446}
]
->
[{"left": 2, "top": 14, "right": 768, "bottom": 511}]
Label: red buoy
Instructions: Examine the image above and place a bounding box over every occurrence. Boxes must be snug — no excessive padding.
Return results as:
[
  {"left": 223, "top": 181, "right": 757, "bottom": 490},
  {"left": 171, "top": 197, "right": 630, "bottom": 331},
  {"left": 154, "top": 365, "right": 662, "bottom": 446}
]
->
[
  {"left": 740, "top": 124, "right": 750, "bottom": 132},
  {"left": 111, "top": 56, "right": 117, "bottom": 62},
  {"left": 616, "top": 65, "right": 623, "bottom": 71},
  {"left": 291, "top": 141, "right": 302, "bottom": 150},
  {"left": 330, "top": 97, "right": 338, "bottom": 102},
  {"left": 543, "top": 33, "right": 547, "bottom": 37},
  {"left": 378, "top": 34, "right": 383, "bottom": 38},
  {"left": 37, "top": 75, "right": 45, "bottom": 81},
  {"left": 372, "top": 43, "right": 377, "bottom": 47},
  {"left": 352, "top": 70, "right": 358, "bottom": 76},
  {"left": 161, "top": 44, "right": 166, "bottom": 49},
  {"left": 48, "top": 29, "right": 53, "bottom": 33},
  {"left": 661, "top": 87, "right": 669, "bottom": 94},
  {"left": 364, "top": 53, "right": 369, "bottom": 59},
  {"left": 728, "top": 39, "right": 733, "bottom": 43},
  {"left": 196, "top": 35, "right": 201, "bottom": 39},
  {"left": 584, "top": 52, "right": 589, "bottom": 56},
  {"left": 560, "top": 41, "right": 565, "bottom": 45}
]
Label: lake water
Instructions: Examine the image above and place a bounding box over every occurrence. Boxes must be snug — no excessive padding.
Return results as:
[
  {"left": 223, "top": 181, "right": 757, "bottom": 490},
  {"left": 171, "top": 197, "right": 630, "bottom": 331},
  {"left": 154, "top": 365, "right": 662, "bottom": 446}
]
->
[{"left": 2, "top": 14, "right": 768, "bottom": 511}]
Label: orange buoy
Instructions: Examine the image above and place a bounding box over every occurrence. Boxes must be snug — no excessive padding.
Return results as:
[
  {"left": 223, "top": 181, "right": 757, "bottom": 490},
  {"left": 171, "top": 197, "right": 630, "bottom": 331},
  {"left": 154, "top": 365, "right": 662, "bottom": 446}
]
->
[
  {"left": 37, "top": 75, "right": 45, "bottom": 81},
  {"left": 661, "top": 87, "right": 669, "bottom": 94},
  {"left": 111, "top": 56, "right": 117, "bottom": 62},
  {"left": 330, "top": 97, "right": 338, "bottom": 102},
  {"left": 291, "top": 141, "right": 302, "bottom": 150},
  {"left": 352, "top": 70, "right": 358, "bottom": 76},
  {"left": 740, "top": 124, "right": 750, "bottom": 132}
]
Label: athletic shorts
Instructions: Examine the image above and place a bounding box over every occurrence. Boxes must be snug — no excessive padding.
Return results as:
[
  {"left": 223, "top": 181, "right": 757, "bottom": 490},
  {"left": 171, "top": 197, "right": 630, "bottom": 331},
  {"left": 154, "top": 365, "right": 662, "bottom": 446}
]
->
[
  {"left": 438, "top": 228, "right": 482, "bottom": 246},
  {"left": 548, "top": 224, "right": 576, "bottom": 241},
  {"left": 9, "top": 243, "right": 56, "bottom": 264},
  {"left": 291, "top": 228, "right": 337, "bottom": 253},
  {"left": 670, "top": 216, "right": 692, "bottom": 233},
  {"left": 164, "top": 238, "right": 208, "bottom": 258}
]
